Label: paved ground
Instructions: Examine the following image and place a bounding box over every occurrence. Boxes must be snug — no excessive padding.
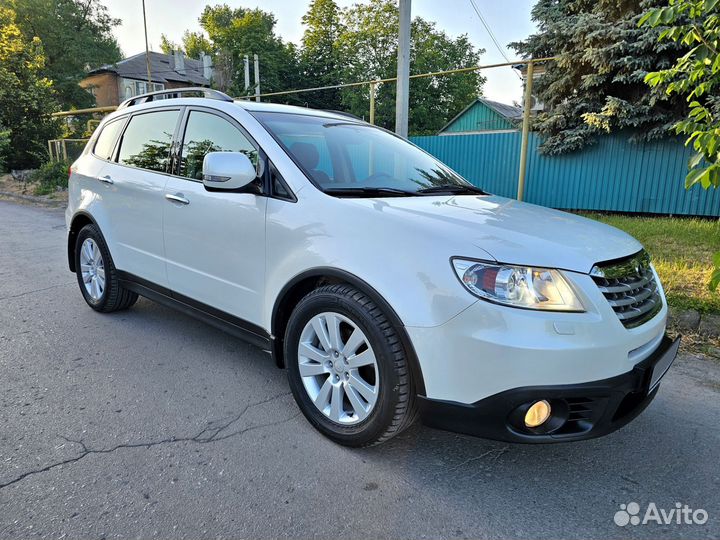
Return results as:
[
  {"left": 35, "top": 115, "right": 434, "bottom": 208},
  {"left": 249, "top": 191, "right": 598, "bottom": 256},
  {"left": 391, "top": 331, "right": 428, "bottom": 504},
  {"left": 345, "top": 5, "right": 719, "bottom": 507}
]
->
[{"left": 0, "top": 200, "right": 718, "bottom": 540}]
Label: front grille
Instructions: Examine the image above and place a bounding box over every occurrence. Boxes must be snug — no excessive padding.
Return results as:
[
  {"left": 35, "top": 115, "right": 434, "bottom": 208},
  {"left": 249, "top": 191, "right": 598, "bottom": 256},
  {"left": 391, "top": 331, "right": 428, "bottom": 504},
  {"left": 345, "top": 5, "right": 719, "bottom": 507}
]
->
[{"left": 591, "top": 250, "right": 662, "bottom": 329}]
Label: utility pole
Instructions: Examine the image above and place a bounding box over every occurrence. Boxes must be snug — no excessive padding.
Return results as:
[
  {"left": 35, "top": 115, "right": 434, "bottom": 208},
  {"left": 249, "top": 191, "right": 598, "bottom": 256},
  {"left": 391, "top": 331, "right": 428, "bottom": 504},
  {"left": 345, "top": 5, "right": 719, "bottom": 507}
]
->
[
  {"left": 395, "top": 0, "right": 411, "bottom": 138},
  {"left": 142, "top": 0, "right": 152, "bottom": 85},
  {"left": 254, "top": 54, "right": 261, "bottom": 102},
  {"left": 517, "top": 61, "right": 535, "bottom": 202},
  {"left": 244, "top": 55, "right": 250, "bottom": 94}
]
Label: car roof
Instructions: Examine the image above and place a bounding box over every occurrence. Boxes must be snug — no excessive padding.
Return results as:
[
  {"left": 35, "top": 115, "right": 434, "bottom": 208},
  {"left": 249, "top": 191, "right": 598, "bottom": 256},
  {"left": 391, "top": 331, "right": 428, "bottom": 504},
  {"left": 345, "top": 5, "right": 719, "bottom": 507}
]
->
[
  {"left": 109, "top": 96, "right": 362, "bottom": 124},
  {"left": 235, "top": 100, "right": 358, "bottom": 121}
]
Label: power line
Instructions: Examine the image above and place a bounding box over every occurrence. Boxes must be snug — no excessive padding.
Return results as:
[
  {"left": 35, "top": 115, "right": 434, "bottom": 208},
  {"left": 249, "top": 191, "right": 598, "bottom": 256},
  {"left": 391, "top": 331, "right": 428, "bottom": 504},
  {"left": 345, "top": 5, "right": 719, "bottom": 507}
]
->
[
  {"left": 54, "top": 57, "right": 555, "bottom": 116},
  {"left": 467, "top": 0, "right": 522, "bottom": 80}
]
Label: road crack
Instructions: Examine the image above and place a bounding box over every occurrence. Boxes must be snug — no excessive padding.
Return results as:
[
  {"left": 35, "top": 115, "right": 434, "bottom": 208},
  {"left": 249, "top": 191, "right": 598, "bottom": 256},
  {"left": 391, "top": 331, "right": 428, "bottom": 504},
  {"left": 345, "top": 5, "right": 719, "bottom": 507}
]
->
[
  {"left": 0, "top": 282, "right": 75, "bottom": 301},
  {"left": 0, "top": 392, "right": 296, "bottom": 490},
  {"left": 441, "top": 446, "right": 510, "bottom": 476}
]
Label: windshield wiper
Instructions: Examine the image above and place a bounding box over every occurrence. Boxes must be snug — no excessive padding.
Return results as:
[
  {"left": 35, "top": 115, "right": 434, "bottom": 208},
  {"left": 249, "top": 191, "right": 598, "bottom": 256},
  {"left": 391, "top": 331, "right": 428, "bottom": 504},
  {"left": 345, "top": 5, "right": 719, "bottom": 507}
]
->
[
  {"left": 417, "top": 184, "right": 487, "bottom": 195},
  {"left": 324, "top": 187, "right": 418, "bottom": 197}
]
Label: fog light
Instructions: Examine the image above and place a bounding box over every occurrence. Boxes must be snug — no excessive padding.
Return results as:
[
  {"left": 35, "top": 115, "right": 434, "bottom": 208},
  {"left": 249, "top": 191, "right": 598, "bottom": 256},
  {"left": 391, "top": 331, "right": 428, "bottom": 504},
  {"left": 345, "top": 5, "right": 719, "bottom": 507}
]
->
[{"left": 524, "top": 400, "right": 551, "bottom": 428}]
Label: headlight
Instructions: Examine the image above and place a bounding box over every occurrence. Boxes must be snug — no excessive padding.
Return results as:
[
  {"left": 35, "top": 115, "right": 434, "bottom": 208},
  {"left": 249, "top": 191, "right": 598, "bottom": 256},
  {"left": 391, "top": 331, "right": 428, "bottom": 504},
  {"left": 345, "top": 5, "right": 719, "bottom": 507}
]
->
[{"left": 451, "top": 258, "right": 584, "bottom": 312}]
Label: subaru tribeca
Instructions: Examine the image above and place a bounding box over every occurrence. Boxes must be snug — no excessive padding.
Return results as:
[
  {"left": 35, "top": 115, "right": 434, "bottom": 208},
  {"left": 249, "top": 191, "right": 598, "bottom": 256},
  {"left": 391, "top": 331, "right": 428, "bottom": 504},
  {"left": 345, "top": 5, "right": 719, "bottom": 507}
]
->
[{"left": 66, "top": 88, "right": 679, "bottom": 446}]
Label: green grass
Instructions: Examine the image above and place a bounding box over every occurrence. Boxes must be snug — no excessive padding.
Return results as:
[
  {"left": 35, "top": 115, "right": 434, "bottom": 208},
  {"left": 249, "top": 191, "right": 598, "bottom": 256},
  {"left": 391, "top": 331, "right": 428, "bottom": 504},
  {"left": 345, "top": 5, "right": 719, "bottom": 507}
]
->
[{"left": 582, "top": 213, "right": 720, "bottom": 315}]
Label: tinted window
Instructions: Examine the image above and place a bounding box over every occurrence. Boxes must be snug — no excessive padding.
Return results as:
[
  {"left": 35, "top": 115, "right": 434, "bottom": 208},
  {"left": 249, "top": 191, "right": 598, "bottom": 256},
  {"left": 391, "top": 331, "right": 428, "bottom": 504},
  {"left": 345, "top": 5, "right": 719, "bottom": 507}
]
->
[
  {"left": 253, "top": 112, "right": 473, "bottom": 194},
  {"left": 179, "top": 111, "right": 258, "bottom": 180},
  {"left": 93, "top": 119, "right": 125, "bottom": 160},
  {"left": 118, "top": 110, "right": 180, "bottom": 173},
  {"left": 270, "top": 163, "right": 292, "bottom": 200},
  {"left": 276, "top": 134, "right": 333, "bottom": 182}
]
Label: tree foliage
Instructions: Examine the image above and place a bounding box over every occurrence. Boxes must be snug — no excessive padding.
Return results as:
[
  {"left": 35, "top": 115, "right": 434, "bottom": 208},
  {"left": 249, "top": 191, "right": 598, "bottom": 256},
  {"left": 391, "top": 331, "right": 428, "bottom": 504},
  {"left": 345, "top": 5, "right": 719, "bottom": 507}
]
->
[
  {"left": 336, "top": 0, "right": 484, "bottom": 133},
  {"left": 171, "top": 0, "right": 484, "bottom": 133},
  {"left": 511, "top": 0, "right": 688, "bottom": 154},
  {"left": 299, "top": 0, "right": 344, "bottom": 110},
  {"left": 0, "top": 124, "right": 10, "bottom": 171},
  {"left": 196, "top": 5, "right": 302, "bottom": 99},
  {"left": 641, "top": 0, "right": 720, "bottom": 289},
  {"left": 0, "top": 6, "right": 59, "bottom": 169},
  {"left": 3, "top": 0, "right": 121, "bottom": 109},
  {"left": 159, "top": 34, "right": 177, "bottom": 55},
  {"left": 160, "top": 30, "right": 212, "bottom": 60}
]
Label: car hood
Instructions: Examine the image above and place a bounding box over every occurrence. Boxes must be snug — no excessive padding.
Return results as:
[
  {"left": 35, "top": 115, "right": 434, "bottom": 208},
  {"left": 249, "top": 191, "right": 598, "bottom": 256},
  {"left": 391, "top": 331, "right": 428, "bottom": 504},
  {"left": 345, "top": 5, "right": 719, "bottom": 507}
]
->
[{"left": 345, "top": 194, "right": 642, "bottom": 273}]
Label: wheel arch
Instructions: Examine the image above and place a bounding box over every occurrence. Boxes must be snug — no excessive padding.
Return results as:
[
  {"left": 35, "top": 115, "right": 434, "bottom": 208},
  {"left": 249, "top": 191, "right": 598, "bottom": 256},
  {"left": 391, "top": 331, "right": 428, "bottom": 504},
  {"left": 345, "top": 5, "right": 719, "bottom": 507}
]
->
[
  {"left": 67, "top": 211, "right": 97, "bottom": 272},
  {"left": 271, "top": 267, "right": 427, "bottom": 396}
]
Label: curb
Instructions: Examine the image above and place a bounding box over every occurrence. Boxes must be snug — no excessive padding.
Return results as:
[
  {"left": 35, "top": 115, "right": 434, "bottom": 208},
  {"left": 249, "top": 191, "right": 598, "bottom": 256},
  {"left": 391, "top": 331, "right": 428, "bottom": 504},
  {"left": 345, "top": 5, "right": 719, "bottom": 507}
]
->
[
  {"left": 668, "top": 308, "right": 720, "bottom": 340},
  {"left": 0, "top": 190, "right": 66, "bottom": 208}
]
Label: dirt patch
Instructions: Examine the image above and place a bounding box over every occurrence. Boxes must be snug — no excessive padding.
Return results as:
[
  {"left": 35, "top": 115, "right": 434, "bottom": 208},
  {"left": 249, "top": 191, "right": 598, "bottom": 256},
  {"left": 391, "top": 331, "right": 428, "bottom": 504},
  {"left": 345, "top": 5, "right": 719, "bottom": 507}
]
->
[{"left": 0, "top": 173, "right": 68, "bottom": 205}]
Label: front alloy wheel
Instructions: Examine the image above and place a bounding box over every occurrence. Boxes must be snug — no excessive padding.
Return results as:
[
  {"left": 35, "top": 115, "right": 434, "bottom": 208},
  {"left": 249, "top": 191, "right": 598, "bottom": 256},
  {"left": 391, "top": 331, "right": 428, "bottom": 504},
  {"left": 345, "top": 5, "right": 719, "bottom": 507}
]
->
[
  {"left": 285, "top": 284, "right": 418, "bottom": 446},
  {"left": 298, "top": 312, "right": 379, "bottom": 424}
]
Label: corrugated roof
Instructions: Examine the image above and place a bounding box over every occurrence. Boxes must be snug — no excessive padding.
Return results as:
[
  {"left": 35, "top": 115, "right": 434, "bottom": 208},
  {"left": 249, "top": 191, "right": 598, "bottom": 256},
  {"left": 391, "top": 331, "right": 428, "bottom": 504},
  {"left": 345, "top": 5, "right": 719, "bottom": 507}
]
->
[
  {"left": 480, "top": 98, "right": 523, "bottom": 120},
  {"left": 89, "top": 51, "right": 209, "bottom": 86},
  {"left": 439, "top": 97, "right": 523, "bottom": 133}
]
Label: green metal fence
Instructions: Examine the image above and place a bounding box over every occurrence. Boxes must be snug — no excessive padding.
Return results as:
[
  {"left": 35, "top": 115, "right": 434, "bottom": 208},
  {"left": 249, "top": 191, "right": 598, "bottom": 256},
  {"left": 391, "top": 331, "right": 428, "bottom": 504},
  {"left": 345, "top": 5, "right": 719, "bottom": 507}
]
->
[{"left": 411, "top": 131, "right": 720, "bottom": 217}]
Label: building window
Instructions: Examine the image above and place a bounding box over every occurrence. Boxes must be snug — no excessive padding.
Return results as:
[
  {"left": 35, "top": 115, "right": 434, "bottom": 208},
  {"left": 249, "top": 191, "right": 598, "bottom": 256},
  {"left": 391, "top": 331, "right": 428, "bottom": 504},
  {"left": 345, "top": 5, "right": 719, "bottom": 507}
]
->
[{"left": 121, "top": 78, "right": 164, "bottom": 99}]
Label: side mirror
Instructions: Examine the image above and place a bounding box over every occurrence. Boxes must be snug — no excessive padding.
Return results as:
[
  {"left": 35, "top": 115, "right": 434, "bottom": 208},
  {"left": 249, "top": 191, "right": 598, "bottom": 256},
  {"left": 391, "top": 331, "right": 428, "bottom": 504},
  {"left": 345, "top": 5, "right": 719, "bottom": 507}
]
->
[{"left": 202, "top": 151, "right": 257, "bottom": 191}]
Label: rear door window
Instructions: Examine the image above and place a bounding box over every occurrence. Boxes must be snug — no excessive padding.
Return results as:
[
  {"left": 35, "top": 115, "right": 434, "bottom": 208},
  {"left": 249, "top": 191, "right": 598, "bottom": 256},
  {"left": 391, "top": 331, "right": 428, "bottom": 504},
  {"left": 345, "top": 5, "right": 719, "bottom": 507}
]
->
[{"left": 117, "top": 110, "right": 180, "bottom": 173}]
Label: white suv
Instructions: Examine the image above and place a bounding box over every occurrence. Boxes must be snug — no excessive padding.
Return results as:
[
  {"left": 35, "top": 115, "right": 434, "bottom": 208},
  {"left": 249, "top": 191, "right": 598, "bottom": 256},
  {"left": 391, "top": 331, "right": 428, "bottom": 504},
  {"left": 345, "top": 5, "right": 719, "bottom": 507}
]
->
[{"left": 66, "top": 88, "right": 679, "bottom": 446}]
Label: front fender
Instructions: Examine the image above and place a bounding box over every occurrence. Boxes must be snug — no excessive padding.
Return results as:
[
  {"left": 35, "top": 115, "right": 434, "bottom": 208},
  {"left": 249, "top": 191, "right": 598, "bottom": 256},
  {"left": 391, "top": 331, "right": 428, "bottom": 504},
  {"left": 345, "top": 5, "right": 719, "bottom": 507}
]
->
[{"left": 263, "top": 192, "right": 485, "bottom": 331}]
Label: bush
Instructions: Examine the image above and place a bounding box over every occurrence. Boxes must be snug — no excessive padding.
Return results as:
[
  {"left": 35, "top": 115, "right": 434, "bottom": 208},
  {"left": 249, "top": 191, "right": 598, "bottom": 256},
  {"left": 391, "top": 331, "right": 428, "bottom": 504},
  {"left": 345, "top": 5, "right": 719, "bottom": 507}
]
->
[
  {"left": 31, "top": 159, "right": 71, "bottom": 195},
  {"left": 0, "top": 127, "right": 10, "bottom": 172}
]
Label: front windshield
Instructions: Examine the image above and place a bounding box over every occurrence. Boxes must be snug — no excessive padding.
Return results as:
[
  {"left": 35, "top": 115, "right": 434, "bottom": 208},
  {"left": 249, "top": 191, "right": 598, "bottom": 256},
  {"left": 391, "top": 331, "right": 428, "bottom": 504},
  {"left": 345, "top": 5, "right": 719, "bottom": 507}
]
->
[{"left": 252, "top": 111, "right": 480, "bottom": 196}]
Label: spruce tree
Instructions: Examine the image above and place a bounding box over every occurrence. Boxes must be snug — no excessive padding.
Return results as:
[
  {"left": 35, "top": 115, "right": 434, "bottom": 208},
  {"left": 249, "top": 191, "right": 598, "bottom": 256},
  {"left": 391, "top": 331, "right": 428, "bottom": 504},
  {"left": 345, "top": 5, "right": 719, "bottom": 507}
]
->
[{"left": 511, "top": 0, "right": 688, "bottom": 154}]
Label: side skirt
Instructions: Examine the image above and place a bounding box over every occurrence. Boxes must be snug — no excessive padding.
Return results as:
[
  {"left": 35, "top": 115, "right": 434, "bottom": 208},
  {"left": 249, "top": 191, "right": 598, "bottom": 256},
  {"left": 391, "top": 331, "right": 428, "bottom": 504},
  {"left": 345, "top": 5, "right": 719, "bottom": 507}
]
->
[{"left": 116, "top": 271, "right": 272, "bottom": 352}]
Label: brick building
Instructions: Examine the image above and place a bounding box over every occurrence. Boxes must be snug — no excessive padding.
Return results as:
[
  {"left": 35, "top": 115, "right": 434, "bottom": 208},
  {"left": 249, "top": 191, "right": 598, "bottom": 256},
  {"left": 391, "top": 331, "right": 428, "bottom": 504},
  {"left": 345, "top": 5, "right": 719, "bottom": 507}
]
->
[{"left": 80, "top": 51, "right": 212, "bottom": 107}]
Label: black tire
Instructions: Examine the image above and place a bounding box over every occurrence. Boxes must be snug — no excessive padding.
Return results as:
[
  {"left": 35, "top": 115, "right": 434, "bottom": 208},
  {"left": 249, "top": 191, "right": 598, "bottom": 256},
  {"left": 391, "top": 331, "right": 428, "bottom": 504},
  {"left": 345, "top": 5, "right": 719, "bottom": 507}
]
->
[
  {"left": 74, "top": 224, "right": 138, "bottom": 312},
  {"left": 285, "top": 284, "right": 418, "bottom": 447}
]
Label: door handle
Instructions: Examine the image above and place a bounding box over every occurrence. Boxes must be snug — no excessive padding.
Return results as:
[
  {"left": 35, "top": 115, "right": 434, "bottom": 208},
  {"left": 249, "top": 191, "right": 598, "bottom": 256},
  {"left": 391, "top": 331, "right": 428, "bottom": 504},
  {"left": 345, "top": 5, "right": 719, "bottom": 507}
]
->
[
  {"left": 99, "top": 175, "right": 114, "bottom": 184},
  {"left": 165, "top": 193, "right": 190, "bottom": 205}
]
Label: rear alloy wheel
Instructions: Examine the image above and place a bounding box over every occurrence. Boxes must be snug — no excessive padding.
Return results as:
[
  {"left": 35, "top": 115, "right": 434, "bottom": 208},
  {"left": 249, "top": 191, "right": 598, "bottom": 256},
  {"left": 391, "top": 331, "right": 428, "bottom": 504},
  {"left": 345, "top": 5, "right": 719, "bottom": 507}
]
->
[
  {"left": 285, "top": 284, "right": 417, "bottom": 446},
  {"left": 75, "top": 224, "right": 138, "bottom": 312},
  {"left": 79, "top": 238, "right": 106, "bottom": 302}
]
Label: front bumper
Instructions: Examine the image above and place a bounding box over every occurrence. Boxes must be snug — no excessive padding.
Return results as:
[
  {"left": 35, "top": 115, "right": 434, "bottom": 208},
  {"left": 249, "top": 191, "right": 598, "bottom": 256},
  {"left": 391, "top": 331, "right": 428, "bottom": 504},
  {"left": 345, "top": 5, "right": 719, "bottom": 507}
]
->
[{"left": 418, "top": 335, "right": 679, "bottom": 443}]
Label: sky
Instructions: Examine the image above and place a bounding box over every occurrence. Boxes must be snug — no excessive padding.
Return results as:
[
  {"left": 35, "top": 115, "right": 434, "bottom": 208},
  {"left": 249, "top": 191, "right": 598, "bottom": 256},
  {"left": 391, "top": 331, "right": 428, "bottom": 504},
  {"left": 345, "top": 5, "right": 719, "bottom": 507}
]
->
[{"left": 102, "top": 0, "right": 537, "bottom": 105}]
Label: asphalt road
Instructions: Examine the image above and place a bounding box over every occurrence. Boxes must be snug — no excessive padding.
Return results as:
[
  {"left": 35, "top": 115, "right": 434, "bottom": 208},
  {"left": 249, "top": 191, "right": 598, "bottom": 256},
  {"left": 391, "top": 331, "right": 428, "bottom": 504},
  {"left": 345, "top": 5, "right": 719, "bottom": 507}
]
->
[{"left": 0, "top": 199, "right": 718, "bottom": 540}]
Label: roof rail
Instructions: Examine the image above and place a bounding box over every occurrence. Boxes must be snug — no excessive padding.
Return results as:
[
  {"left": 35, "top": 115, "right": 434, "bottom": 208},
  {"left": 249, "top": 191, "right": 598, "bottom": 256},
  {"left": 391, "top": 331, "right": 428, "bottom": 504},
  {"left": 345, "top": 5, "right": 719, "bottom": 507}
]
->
[{"left": 117, "top": 87, "right": 233, "bottom": 110}]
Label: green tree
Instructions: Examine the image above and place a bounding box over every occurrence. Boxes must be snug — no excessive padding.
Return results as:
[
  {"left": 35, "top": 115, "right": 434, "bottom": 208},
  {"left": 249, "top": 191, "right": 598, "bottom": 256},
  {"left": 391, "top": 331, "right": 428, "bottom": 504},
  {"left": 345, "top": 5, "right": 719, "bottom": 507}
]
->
[
  {"left": 0, "top": 6, "right": 59, "bottom": 169},
  {"left": 197, "top": 5, "right": 302, "bottom": 99},
  {"left": 336, "top": 0, "right": 484, "bottom": 134},
  {"left": 641, "top": 0, "right": 720, "bottom": 289},
  {"left": 511, "top": 0, "right": 688, "bottom": 154},
  {"left": 4, "top": 0, "right": 121, "bottom": 109},
  {"left": 299, "top": 0, "right": 344, "bottom": 110},
  {"left": 159, "top": 34, "right": 178, "bottom": 55},
  {"left": 0, "top": 125, "right": 10, "bottom": 171},
  {"left": 160, "top": 31, "right": 213, "bottom": 59},
  {"left": 182, "top": 31, "right": 213, "bottom": 59}
]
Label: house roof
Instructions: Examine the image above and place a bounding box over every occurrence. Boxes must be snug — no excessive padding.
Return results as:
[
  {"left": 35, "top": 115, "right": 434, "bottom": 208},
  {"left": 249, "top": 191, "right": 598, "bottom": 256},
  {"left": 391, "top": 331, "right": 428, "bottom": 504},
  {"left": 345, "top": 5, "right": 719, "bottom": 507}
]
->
[
  {"left": 481, "top": 98, "right": 523, "bottom": 120},
  {"left": 439, "top": 98, "right": 523, "bottom": 133},
  {"left": 88, "top": 51, "right": 210, "bottom": 86}
]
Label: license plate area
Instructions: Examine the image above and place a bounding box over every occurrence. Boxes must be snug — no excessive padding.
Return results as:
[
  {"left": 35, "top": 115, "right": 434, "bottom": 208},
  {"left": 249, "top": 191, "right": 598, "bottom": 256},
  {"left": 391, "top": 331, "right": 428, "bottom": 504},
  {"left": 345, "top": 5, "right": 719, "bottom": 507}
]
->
[{"left": 649, "top": 336, "right": 680, "bottom": 391}]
